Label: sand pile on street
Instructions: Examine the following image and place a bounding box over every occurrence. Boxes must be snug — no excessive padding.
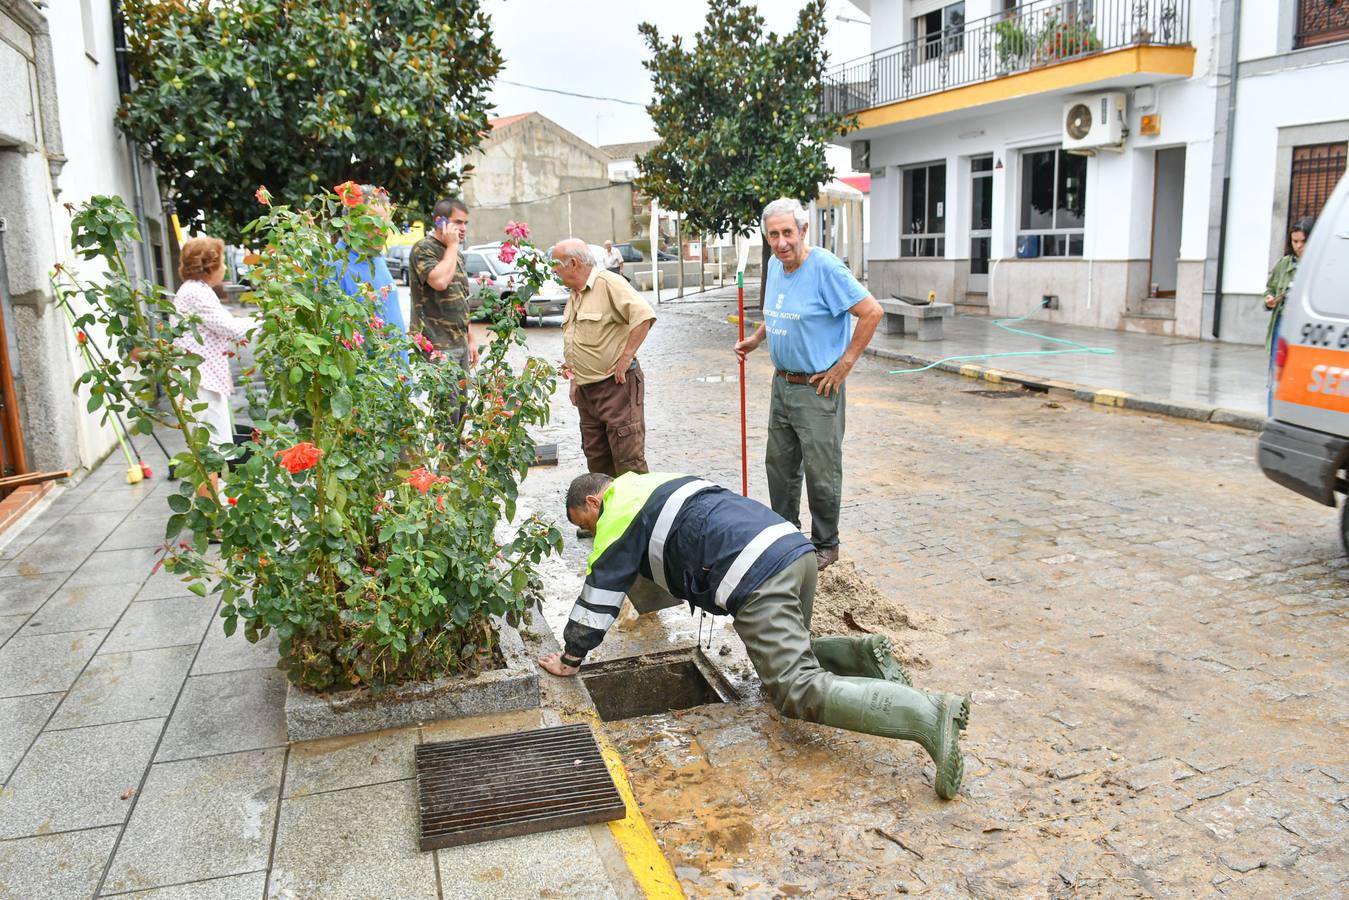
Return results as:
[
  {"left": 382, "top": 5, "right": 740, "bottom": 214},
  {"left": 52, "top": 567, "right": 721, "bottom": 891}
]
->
[{"left": 811, "top": 560, "right": 930, "bottom": 668}]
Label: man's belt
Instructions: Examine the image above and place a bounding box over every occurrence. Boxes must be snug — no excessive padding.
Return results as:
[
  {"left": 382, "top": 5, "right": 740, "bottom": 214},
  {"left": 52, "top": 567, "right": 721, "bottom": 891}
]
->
[{"left": 776, "top": 369, "right": 817, "bottom": 385}]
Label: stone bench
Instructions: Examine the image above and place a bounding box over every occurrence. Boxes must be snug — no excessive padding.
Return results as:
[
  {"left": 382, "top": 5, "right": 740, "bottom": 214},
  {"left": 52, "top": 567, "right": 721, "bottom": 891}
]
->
[{"left": 878, "top": 296, "right": 955, "bottom": 341}]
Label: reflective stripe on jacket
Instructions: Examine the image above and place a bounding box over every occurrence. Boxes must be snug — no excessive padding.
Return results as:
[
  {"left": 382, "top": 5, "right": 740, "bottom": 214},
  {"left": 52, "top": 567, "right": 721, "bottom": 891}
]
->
[{"left": 563, "top": 473, "right": 813, "bottom": 661}]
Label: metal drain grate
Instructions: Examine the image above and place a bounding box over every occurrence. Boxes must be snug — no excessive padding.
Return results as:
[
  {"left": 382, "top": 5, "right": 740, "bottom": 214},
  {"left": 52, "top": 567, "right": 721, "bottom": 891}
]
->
[{"left": 415, "top": 723, "right": 626, "bottom": 850}]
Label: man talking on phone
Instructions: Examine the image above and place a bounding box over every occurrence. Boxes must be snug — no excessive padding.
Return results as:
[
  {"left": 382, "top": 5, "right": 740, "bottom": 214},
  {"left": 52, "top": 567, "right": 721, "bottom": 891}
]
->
[{"left": 409, "top": 197, "right": 477, "bottom": 369}]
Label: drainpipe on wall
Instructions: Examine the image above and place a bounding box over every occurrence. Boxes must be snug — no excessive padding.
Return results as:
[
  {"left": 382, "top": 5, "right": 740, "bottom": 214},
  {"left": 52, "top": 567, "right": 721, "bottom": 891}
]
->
[
  {"left": 111, "top": 0, "right": 157, "bottom": 327},
  {"left": 1211, "top": 0, "right": 1243, "bottom": 339}
]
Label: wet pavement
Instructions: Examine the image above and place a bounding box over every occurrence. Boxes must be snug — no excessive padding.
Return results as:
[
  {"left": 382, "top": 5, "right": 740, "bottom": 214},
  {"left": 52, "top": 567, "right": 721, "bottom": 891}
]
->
[
  {"left": 520, "top": 306, "right": 1347, "bottom": 898},
  {"left": 0, "top": 300, "right": 1341, "bottom": 898},
  {"left": 656, "top": 284, "right": 1271, "bottom": 417}
]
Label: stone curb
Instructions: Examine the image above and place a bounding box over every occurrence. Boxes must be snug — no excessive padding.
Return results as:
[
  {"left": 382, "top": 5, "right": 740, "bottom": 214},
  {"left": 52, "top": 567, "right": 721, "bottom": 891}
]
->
[{"left": 726, "top": 313, "right": 1264, "bottom": 433}]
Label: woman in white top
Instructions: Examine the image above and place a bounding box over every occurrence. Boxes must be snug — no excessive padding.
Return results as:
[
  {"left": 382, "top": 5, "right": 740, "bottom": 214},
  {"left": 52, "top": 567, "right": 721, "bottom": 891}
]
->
[{"left": 172, "top": 237, "right": 254, "bottom": 446}]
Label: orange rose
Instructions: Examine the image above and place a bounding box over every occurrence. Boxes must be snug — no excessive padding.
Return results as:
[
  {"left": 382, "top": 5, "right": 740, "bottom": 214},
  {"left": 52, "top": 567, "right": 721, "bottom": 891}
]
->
[
  {"left": 274, "top": 441, "right": 322, "bottom": 473},
  {"left": 406, "top": 467, "right": 449, "bottom": 495},
  {"left": 334, "top": 181, "right": 361, "bottom": 207}
]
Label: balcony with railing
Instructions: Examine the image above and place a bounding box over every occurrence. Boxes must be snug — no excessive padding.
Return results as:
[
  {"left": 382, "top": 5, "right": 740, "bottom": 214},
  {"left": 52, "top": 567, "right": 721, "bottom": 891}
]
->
[{"left": 822, "top": 0, "right": 1192, "bottom": 120}]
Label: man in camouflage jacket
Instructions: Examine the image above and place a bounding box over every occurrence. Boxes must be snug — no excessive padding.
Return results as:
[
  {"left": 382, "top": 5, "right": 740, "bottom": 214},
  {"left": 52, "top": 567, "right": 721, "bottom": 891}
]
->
[{"left": 409, "top": 198, "right": 477, "bottom": 368}]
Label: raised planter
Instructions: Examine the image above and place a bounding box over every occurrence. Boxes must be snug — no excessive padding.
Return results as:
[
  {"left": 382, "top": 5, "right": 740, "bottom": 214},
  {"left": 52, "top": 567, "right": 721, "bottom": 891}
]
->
[{"left": 284, "top": 618, "right": 540, "bottom": 741}]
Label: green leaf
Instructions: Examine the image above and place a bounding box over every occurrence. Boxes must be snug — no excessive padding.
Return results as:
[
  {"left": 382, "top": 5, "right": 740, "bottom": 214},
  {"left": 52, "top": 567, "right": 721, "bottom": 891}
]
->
[
  {"left": 330, "top": 388, "right": 352, "bottom": 419},
  {"left": 165, "top": 513, "right": 186, "bottom": 540},
  {"left": 167, "top": 493, "right": 191, "bottom": 513},
  {"left": 188, "top": 581, "right": 208, "bottom": 597}
]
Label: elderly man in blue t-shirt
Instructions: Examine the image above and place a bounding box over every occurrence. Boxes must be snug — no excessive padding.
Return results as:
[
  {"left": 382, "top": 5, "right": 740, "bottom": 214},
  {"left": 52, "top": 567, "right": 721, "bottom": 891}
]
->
[{"left": 735, "top": 198, "right": 883, "bottom": 571}]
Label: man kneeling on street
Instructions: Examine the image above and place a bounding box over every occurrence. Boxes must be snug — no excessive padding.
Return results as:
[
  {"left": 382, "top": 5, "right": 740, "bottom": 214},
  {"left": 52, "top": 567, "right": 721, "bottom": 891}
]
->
[{"left": 538, "top": 472, "right": 970, "bottom": 799}]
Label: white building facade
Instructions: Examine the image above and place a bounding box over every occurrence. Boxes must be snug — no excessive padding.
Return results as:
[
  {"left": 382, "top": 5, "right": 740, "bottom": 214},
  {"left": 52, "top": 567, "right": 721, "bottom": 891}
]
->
[
  {"left": 830, "top": 0, "right": 1349, "bottom": 344},
  {"left": 1, "top": 0, "right": 175, "bottom": 478}
]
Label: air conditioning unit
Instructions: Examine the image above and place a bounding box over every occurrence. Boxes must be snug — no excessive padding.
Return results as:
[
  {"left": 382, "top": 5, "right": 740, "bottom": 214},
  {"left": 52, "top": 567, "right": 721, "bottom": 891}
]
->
[{"left": 1062, "top": 92, "right": 1126, "bottom": 153}]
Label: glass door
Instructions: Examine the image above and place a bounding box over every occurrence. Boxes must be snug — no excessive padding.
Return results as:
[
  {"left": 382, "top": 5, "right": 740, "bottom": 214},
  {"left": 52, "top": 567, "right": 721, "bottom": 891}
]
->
[{"left": 969, "top": 155, "right": 993, "bottom": 293}]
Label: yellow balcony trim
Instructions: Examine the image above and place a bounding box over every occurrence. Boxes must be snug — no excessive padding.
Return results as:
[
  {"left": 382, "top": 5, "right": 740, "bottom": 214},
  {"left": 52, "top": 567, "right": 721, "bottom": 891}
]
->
[{"left": 856, "top": 45, "right": 1196, "bottom": 130}]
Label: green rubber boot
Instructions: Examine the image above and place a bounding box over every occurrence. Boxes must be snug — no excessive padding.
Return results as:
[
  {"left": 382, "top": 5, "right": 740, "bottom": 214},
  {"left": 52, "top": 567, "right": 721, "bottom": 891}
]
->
[
  {"left": 812, "top": 634, "right": 913, "bottom": 686},
  {"left": 818, "top": 677, "right": 969, "bottom": 800}
]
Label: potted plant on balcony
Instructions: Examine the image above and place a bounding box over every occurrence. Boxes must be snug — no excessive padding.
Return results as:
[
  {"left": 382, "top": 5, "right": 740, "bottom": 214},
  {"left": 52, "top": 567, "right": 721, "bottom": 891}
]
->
[
  {"left": 54, "top": 190, "right": 561, "bottom": 708},
  {"left": 1035, "top": 15, "right": 1102, "bottom": 64},
  {"left": 994, "top": 18, "right": 1032, "bottom": 72}
]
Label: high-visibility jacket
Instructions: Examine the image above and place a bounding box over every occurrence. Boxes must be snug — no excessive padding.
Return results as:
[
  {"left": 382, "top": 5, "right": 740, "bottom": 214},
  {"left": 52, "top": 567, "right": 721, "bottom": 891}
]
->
[{"left": 563, "top": 473, "right": 813, "bottom": 661}]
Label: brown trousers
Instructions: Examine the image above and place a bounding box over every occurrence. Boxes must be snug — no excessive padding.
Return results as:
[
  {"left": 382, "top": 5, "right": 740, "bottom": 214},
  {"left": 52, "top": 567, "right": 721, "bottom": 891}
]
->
[{"left": 576, "top": 361, "right": 648, "bottom": 476}]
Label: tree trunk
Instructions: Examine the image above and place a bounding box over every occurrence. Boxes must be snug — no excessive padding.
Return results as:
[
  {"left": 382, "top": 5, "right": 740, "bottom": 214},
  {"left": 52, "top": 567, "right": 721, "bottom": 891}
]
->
[{"left": 755, "top": 234, "right": 770, "bottom": 311}]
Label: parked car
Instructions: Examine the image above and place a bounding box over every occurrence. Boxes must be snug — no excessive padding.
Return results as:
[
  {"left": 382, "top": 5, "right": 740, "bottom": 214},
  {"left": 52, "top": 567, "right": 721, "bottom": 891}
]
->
[
  {"left": 1258, "top": 172, "right": 1349, "bottom": 551},
  {"left": 616, "top": 241, "right": 676, "bottom": 263},
  {"left": 464, "top": 243, "right": 568, "bottom": 322},
  {"left": 383, "top": 245, "right": 412, "bottom": 285}
]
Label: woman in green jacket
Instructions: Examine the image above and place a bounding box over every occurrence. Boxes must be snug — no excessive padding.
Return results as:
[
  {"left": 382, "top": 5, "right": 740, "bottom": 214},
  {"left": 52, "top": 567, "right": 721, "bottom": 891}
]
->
[
  {"left": 1265, "top": 217, "right": 1312, "bottom": 351},
  {"left": 1265, "top": 218, "right": 1312, "bottom": 414}
]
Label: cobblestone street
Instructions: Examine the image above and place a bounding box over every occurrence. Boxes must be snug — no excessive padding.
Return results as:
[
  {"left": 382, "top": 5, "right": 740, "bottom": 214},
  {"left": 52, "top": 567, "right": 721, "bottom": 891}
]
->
[{"left": 523, "top": 303, "right": 1348, "bottom": 898}]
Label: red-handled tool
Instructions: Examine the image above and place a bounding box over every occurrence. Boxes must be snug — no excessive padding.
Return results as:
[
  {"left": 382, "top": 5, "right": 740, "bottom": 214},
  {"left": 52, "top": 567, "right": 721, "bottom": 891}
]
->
[{"left": 737, "top": 271, "right": 748, "bottom": 497}]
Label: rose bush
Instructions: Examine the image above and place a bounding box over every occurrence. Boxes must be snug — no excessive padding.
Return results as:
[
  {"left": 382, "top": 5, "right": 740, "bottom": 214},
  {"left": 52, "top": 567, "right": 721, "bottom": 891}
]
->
[{"left": 54, "top": 190, "right": 561, "bottom": 693}]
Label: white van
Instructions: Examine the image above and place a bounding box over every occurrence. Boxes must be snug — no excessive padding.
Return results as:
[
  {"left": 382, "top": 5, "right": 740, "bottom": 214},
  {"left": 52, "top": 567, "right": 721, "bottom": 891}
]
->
[{"left": 1258, "top": 172, "right": 1349, "bottom": 551}]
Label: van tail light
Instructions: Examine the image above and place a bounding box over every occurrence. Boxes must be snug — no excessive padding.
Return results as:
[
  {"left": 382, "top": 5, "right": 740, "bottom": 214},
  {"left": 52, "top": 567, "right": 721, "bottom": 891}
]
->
[{"left": 1274, "top": 337, "right": 1288, "bottom": 384}]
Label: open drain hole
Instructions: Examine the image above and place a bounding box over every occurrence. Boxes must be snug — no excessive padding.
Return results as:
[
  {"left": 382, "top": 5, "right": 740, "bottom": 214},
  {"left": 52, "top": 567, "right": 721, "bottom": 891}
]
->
[
  {"left": 963, "top": 388, "right": 1028, "bottom": 399},
  {"left": 582, "top": 648, "right": 739, "bottom": 722}
]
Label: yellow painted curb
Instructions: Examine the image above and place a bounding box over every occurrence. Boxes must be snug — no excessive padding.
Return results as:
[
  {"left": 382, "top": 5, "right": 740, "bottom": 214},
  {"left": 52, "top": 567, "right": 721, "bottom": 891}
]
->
[
  {"left": 959, "top": 364, "right": 982, "bottom": 380},
  {"left": 982, "top": 369, "right": 1005, "bottom": 384},
  {"left": 1093, "top": 389, "right": 1129, "bottom": 407},
  {"left": 564, "top": 709, "right": 685, "bottom": 899}
]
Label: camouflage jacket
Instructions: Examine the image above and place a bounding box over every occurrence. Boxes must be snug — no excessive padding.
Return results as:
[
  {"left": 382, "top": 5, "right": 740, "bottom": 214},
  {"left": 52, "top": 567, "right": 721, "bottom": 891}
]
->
[{"left": 408, "top": 236, "right": 470, "bottom": 351}]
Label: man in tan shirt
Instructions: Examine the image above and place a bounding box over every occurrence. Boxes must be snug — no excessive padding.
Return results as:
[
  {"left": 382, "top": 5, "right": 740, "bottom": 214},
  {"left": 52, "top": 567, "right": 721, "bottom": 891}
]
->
[{"left": 551, "top": 238, "right": 656, "bottom": 479}]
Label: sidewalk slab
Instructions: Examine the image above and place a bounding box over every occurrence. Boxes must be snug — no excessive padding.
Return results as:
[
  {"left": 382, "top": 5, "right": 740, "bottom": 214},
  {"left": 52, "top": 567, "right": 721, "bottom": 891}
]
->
[
  {"left": 436, "top": 826, "right": 620, "bottom": 900},
  {"left": 0, "top": 629, "right": 105, "bottom": 696},
  {"left": 0, "top": 693, "right": 61, "bottom": 782},
  {"left": 282, "top": 726, "right": 419, "bottom": 799},
  {"left": 101, "top": 596, "right": 215, "bottom": 654},
  {"left": 0, "top": 825, "right": 120, "bottom": 899},
  {"left": 191, "top": 619, "right": 279, "bottom": 675},
  {"left": 105, "top": 748, "right": 285, "bottom": 894},
  {"left": 0, "top": 614, "right": 24, "bottom": 647},
  {"left": 267, "top": 779, "right": 435, "bottom": 900},
  {"left": 50, "top": 645, "right": 195, "bottom": 729},
  {"left": 0, "top": 572, "right": 69, "bottom": 616},
  {"left": 110, "top": 871, "right": 268, "bottom": 899},
  {"left": 157, "top": 669, "right": 287, "bottom": 762},
  {"left": 0, "top": 717, "right": 162, "bottom": 838},
  {"left": 22, "top": 580, "right": 141, "bottom": 635}
]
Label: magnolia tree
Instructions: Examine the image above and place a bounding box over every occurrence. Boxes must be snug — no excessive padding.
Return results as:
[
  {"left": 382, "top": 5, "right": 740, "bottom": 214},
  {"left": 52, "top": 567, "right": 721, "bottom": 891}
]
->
[
  {"left": 637, "top": 0, "right": 853, "bottom": 301},
  {"left": 117, "top": 0, "right": 502, "bottom": 238},
  {"left": 54, "top": 188, "right": 560, "bottom": 693}
]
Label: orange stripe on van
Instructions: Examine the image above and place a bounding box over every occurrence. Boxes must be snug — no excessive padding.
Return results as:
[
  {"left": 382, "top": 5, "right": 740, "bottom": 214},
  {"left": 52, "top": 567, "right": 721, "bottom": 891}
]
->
[{"left": 1275, "top": 344, "right": 1349, "bottom": 412}]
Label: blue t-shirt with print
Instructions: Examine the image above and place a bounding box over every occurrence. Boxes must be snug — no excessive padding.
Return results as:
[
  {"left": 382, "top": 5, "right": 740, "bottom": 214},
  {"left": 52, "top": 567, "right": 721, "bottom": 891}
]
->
[{"left": 762, "top": 247, "right": 869, "bottom": 374}]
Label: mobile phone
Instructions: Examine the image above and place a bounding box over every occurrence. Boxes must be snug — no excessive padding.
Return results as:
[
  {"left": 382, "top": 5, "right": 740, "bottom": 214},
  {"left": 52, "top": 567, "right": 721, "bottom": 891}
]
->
[{"left": 434, "top": 216, "right": 448, "bottom": 231}]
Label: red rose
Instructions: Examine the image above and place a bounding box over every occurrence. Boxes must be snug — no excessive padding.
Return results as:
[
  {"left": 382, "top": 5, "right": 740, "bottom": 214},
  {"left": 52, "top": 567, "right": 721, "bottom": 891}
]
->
[
  {"left": 274, "top": 441, "right": 322, "bottom": 473},
  {"left": 255, "top": 186, "right": 272, "bottom": 206},
  {"left": 227, "top": 497, "right": 238, "bottom": 506}
]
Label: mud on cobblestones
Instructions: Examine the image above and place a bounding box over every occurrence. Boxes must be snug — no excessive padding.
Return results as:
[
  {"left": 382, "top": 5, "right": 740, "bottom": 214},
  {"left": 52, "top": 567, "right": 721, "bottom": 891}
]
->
[{"left": 521, "top": 306, "right": 1348, "bottom": 898}]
